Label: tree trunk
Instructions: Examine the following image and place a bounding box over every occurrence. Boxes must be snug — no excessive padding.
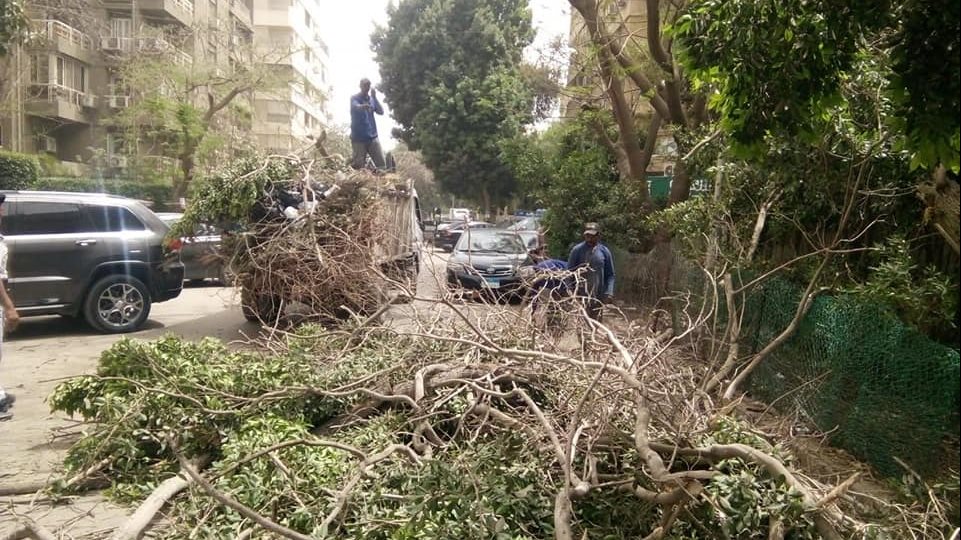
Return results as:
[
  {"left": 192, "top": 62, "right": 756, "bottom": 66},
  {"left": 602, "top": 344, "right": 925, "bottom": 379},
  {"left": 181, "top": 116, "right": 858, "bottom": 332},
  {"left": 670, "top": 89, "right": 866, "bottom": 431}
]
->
[
  {"left": 570, "top": 0, "right": 649, "bottom": 201},
  {"left": 174, "top": 141, "right": 199, "bottom": 202},
  {"left": 668, "top": 160, "right": 692, "bottom": 205},
  {"left": 481, "top": 186, "right": 491, "bottom": 220}
]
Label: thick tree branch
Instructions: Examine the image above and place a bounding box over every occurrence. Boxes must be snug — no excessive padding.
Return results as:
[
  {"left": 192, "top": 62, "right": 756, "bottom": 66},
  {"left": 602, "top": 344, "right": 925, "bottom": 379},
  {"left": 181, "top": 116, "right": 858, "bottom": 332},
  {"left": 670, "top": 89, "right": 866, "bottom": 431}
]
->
[
  {"left": 645, "top": 0, "right": 674, "bottom": 75},
  {"left": 641, "top": 113, "right": 663, "bottom": 173},
  {"left": 570, "top": 0, "right": 650, "bottom": 187},
  {"left": 109, "top": 457, "right": 209, "bottom": 540}
]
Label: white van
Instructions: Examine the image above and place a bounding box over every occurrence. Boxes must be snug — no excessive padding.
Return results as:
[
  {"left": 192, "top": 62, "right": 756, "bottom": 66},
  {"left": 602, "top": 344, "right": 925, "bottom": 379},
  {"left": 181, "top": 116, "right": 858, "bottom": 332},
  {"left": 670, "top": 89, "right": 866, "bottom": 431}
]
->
[{"left": 449, "top": 208, "right": 471, "bottom": 221}]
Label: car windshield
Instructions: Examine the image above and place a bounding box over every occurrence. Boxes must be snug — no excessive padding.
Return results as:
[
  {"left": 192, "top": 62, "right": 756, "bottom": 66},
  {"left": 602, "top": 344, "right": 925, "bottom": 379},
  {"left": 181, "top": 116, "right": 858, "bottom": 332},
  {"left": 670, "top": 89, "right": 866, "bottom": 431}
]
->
[
  {"left": 455, "top": 230, "right": 526, "bottom": 254},
  {"left": 518, "top": 232, "right": 539, "bottom": 249}
]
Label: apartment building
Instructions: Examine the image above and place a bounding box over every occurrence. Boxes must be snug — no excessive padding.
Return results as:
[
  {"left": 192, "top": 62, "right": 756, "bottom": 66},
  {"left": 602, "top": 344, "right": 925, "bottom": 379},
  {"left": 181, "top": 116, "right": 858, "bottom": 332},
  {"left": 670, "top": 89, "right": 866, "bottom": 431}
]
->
[
  {"left": 251, "top": 0, "right": 331, "bottom": 153},
  {"left": 0, "top": 0, "right": 254, "bottom": 172},
  {"left": 562, "top": 0, "right": 677, "bottom": 176}
]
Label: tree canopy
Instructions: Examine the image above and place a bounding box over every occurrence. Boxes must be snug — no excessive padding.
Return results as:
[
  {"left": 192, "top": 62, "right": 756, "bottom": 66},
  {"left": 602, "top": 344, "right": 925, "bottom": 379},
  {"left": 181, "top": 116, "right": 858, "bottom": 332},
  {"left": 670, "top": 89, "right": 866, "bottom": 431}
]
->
[
  {"left": 674, "top": 0, "right": 960, "bottom": 172},
  {"left": 0, "top": 0, "right": 27, "bottom": 56},
  {"left": 372, "top": 0, "right": 535, "bottom": 211}
]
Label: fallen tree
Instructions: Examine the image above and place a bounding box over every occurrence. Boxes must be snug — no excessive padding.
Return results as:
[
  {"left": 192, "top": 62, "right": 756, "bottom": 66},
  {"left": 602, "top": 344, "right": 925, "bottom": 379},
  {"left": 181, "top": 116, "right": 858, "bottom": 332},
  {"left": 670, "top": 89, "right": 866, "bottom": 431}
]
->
[{"left": 37, "top": 283, "right": 953, "bottom": 539}]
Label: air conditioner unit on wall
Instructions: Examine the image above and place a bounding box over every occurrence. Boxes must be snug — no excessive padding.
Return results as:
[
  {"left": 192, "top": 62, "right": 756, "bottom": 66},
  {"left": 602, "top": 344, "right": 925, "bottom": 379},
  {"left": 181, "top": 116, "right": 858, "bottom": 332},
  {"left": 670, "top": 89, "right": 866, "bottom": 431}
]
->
[
  {"left": 101, "top": 36, "right": 126, "bottom": 51},
  {"left": 110, "top": 155, "right": 128, "bottom": 168},
  {"left": 81, "top": 94, "right": 96, "bottom": 108},
  {"left": 40, "top": 135, "right": 58, "bottom": 153},
  {"left": 109, "top": 95, "right": 130, "bottom": 108}
]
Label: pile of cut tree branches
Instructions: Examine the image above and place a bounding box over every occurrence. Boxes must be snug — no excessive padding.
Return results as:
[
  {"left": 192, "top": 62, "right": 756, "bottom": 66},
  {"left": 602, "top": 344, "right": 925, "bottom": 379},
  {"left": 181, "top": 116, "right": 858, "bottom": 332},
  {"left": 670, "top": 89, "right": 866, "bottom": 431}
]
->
[
  {"left": 172, "top": 153, "right": 417, "bottom": 324},
  {"left": 24, "top": 291, "right": 948, "bottom": 540}
]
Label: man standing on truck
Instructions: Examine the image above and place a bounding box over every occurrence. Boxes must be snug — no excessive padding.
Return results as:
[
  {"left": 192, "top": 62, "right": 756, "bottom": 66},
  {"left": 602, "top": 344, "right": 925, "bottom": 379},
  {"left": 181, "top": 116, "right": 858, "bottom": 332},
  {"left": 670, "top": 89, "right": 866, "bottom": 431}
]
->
[
  {"left": 350, "top": 78, "right": 387, "bottom": 171},
  {"left": 567, "top": 222, "right": 615, "bottom": 322}
]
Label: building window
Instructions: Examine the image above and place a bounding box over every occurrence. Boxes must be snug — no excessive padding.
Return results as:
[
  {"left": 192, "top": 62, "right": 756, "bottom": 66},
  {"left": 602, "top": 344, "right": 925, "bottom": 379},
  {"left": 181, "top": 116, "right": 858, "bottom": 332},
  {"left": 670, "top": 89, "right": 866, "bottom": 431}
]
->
[
  {"left": 55, "top": 56, "right": 65, "bottom": 85},
  {"left": 30, "top": 54, "right": 49, "bottom": 83},
  {"left": 304, "top": 47, "right": 311, "bottom": 63},
  {"left": 106, "top": 133, "right": 126, "bottom": 157},
  {"left": 44, "top": 55, "right": 87, "bottom": 91},
  {"left": 110, "top": 18, "right": 132, "bottom": 37},
  {"left": 266, "top": 100, "right": 289, "bottom": 123},
  {"left": 305, "top": 11, "right": 311, "bottom": 28},
  {"left": 303, "top": 111, "right": 310, "bottom": 127}
]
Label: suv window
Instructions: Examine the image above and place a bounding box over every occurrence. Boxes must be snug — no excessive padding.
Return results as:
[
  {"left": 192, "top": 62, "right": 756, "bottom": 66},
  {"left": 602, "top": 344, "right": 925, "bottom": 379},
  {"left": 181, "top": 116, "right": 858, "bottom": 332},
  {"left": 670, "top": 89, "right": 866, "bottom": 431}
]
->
[
  {"left": 6, "top": 201, "right": 146, "bottom": 235},
  {"left": 82, "top": 205, "right": 146, "bottom": 232},
  {"left": 11, "top": 201, "right": 86, "bottom": 235}
]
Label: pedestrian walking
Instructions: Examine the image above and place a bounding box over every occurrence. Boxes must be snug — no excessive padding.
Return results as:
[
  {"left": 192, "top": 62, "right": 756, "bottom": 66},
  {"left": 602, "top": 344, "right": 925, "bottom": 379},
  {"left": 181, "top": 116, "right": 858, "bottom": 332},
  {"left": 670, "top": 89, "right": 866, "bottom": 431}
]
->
[
  {"left": 567, "top": 222, "right": 615, "bottom": 322},
  {"left": 0, "top": 194, "right": 20, "bottom": 420},
  {"left": 350, "top": 78, "right": 387, "bottom": 171}
]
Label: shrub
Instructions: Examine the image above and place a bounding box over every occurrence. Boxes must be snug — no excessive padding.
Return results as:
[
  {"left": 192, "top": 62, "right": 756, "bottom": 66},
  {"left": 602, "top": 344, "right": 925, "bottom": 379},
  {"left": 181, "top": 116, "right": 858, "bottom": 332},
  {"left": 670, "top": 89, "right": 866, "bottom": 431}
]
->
[
  {"left": 0, "top": 150, "right": 41, "bottom": 190},
  {"left": 31, "top": 176, "right": 173, "bottom": 208}
]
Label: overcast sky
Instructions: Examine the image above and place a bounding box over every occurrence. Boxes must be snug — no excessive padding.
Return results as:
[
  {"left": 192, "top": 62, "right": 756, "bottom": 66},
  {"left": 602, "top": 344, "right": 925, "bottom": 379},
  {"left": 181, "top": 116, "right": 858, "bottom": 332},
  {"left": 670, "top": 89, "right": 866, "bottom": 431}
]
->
[{"left": 323, "top": 0, "right": 570, "bottom": 150}]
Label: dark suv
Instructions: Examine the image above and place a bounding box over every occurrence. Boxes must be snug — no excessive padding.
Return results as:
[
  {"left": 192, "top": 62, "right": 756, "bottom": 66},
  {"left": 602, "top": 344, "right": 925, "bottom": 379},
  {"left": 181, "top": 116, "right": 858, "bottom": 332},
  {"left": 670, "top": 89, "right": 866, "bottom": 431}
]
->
[{"left": 1, "top": 191, "right": 185, "bottom": 333}]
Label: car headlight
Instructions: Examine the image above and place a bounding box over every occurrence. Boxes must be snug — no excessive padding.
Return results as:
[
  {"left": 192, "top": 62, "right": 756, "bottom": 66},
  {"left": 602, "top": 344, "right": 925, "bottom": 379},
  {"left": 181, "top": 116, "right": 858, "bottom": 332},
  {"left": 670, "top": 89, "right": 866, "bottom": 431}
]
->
[{"left": 518, "top": 266, "right": 536, "bottom": 280}]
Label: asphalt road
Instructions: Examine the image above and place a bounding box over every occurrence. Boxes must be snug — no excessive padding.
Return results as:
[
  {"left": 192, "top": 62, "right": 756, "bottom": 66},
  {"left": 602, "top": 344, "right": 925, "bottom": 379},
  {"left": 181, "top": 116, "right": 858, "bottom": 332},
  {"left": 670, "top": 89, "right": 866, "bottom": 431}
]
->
[
  {"left": 0, "top": 283, "right": 256, "bottom": 535},
  {"left": 0, "top": 251, "right": 459, "bottom": 536}
]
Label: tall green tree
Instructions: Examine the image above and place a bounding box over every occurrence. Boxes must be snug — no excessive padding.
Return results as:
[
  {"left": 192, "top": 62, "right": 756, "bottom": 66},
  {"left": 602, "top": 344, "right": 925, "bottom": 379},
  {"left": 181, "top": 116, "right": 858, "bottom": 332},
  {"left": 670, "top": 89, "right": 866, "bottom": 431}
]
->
[
  {"left": 109, "top": 26, "right": 288, "bottom": 199},
  {"left": 673, "top": 0, "right": 961, "bottom": 253},
  {"left": 372, "top": 0, "right": 535, "bottom": 213},
  {"left": 673, "top": 0, "right": 959, "bottom": 173},
  {"left": 0, "top": 0, "right": 27, "bottom": 56}
]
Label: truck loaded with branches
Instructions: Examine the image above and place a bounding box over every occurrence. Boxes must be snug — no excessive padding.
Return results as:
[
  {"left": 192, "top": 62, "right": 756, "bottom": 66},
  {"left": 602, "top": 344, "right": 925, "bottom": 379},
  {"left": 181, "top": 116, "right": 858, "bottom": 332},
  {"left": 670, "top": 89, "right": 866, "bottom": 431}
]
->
[{"left": 170, "top": 152, "right": 423, "bottom": 325}]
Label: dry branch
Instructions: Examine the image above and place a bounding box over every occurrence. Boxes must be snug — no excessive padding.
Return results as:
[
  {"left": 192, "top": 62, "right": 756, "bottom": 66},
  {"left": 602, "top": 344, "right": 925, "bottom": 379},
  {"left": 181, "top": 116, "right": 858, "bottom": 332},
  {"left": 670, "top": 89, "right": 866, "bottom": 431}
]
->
[
  {"left": 0, "top": 518, "right": 57, "bottom": 540},
  {"left": 109, "top": 458, "right": 209, "bottom": 540}
]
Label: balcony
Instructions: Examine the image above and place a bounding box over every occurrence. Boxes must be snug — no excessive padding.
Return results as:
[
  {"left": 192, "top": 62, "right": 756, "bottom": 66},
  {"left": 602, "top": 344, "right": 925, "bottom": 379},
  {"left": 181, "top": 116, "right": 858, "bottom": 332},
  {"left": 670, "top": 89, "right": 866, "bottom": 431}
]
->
[
  {"left": 26, "top": 84, "right": 95, "bottom": 124},
  {"left": 100, "top": 36, "right": 192, "bottom": 66},
  {"left": 229, "top": 0, "right": 253, "bottom": 30},
  {"left": 138, "top": 0, "right": 194, "bottom": 26},
  {"left": 31, "top": 20, "right": 94, "bottom": 62}
]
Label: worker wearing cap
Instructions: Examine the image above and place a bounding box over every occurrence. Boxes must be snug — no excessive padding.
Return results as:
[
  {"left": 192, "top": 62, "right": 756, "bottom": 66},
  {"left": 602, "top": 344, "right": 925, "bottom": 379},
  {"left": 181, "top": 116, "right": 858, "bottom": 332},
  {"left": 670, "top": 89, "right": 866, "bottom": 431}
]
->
[
  {"left": 0, "top": 194, "right": 20, "bottom": 420},
  {"left": 567, "top": 222, "right": 615, "bottom": 321}
]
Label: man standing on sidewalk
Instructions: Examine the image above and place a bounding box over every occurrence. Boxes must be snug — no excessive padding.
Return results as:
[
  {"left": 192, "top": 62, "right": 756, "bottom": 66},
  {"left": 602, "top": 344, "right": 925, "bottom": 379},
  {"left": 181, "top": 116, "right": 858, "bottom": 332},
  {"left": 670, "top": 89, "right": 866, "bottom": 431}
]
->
[
  {"left": 350, "top": 78, "right": 387, "bottom": 171},
  {"left": 0, "top": 194, "right": 20, "bottom": 420},
  {"left": 567, "top": 222, "right": 615, "bottom": 322}
]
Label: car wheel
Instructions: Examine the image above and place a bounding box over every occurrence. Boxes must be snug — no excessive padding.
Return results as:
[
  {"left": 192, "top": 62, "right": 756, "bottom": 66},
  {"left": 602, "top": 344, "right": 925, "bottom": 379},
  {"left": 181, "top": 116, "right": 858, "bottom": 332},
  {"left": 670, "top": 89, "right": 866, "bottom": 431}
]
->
[
  {"left": 241, "top": 285, "right": 280, "bottom": 323},
  {"left": 84, "top": 275, "right": 152, "bottom": 333}
]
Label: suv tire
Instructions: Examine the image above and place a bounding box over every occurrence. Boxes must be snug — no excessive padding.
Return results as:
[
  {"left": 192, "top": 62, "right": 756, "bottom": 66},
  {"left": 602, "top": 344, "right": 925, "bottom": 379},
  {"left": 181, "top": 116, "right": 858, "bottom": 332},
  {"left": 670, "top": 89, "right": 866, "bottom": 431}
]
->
[{"left": 84, "top": 275, "right": 152, "bottom": 333}]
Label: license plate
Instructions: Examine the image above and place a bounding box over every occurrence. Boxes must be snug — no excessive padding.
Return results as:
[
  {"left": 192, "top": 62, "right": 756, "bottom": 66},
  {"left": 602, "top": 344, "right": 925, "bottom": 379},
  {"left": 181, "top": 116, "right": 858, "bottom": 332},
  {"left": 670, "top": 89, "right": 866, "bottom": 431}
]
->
[{"left": 484, "top": 278, "right": 501, "bottom": 288}]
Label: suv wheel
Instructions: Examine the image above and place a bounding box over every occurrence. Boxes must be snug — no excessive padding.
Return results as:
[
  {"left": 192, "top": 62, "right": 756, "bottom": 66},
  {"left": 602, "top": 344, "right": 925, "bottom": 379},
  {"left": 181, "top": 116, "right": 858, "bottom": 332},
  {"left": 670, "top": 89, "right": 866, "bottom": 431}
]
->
[{"left": 84, "top": 275, "right": 152, "bottom": 333}]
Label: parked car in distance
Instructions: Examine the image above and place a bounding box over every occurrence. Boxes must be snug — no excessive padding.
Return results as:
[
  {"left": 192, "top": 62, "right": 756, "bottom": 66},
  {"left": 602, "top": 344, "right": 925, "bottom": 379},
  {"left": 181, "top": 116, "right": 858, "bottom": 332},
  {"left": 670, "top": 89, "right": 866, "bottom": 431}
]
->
[
  {"left": 434, "top": 220, "right": 492, "bottom": 252},
  {"left": 2, "top": 191, "right": 184, "bottom": 333},
  {"left": 156, "top": 212, "right": 228, "bottom": 284},
  {"left": 449, "top": 207, "right": 471, "bottom": 221},
  {"left": 507, "top": 215, "right": 540, "bottom": 231},
  {"left": 446, "top": 229, "right": 532, "bottom": 298}
]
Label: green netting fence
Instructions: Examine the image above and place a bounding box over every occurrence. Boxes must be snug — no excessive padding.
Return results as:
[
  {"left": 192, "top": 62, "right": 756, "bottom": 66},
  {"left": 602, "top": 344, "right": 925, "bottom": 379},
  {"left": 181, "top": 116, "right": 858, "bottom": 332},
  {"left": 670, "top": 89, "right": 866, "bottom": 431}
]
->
[
  {"left": 614, "top": 250, "right": 960, "bottom": 477},
  {"left": 740, "top": 277, "right": 960, "bottom": 477}
]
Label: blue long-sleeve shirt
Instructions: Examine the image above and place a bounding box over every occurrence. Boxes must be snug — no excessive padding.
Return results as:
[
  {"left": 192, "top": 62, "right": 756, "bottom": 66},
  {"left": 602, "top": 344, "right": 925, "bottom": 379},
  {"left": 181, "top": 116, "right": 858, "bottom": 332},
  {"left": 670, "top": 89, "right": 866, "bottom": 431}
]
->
[
  {"left": 350, "top": 93, "right": 384, "bottom": 142},
  {"left": 568, "top": 242, "right": 615, "bottom": 298}
]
